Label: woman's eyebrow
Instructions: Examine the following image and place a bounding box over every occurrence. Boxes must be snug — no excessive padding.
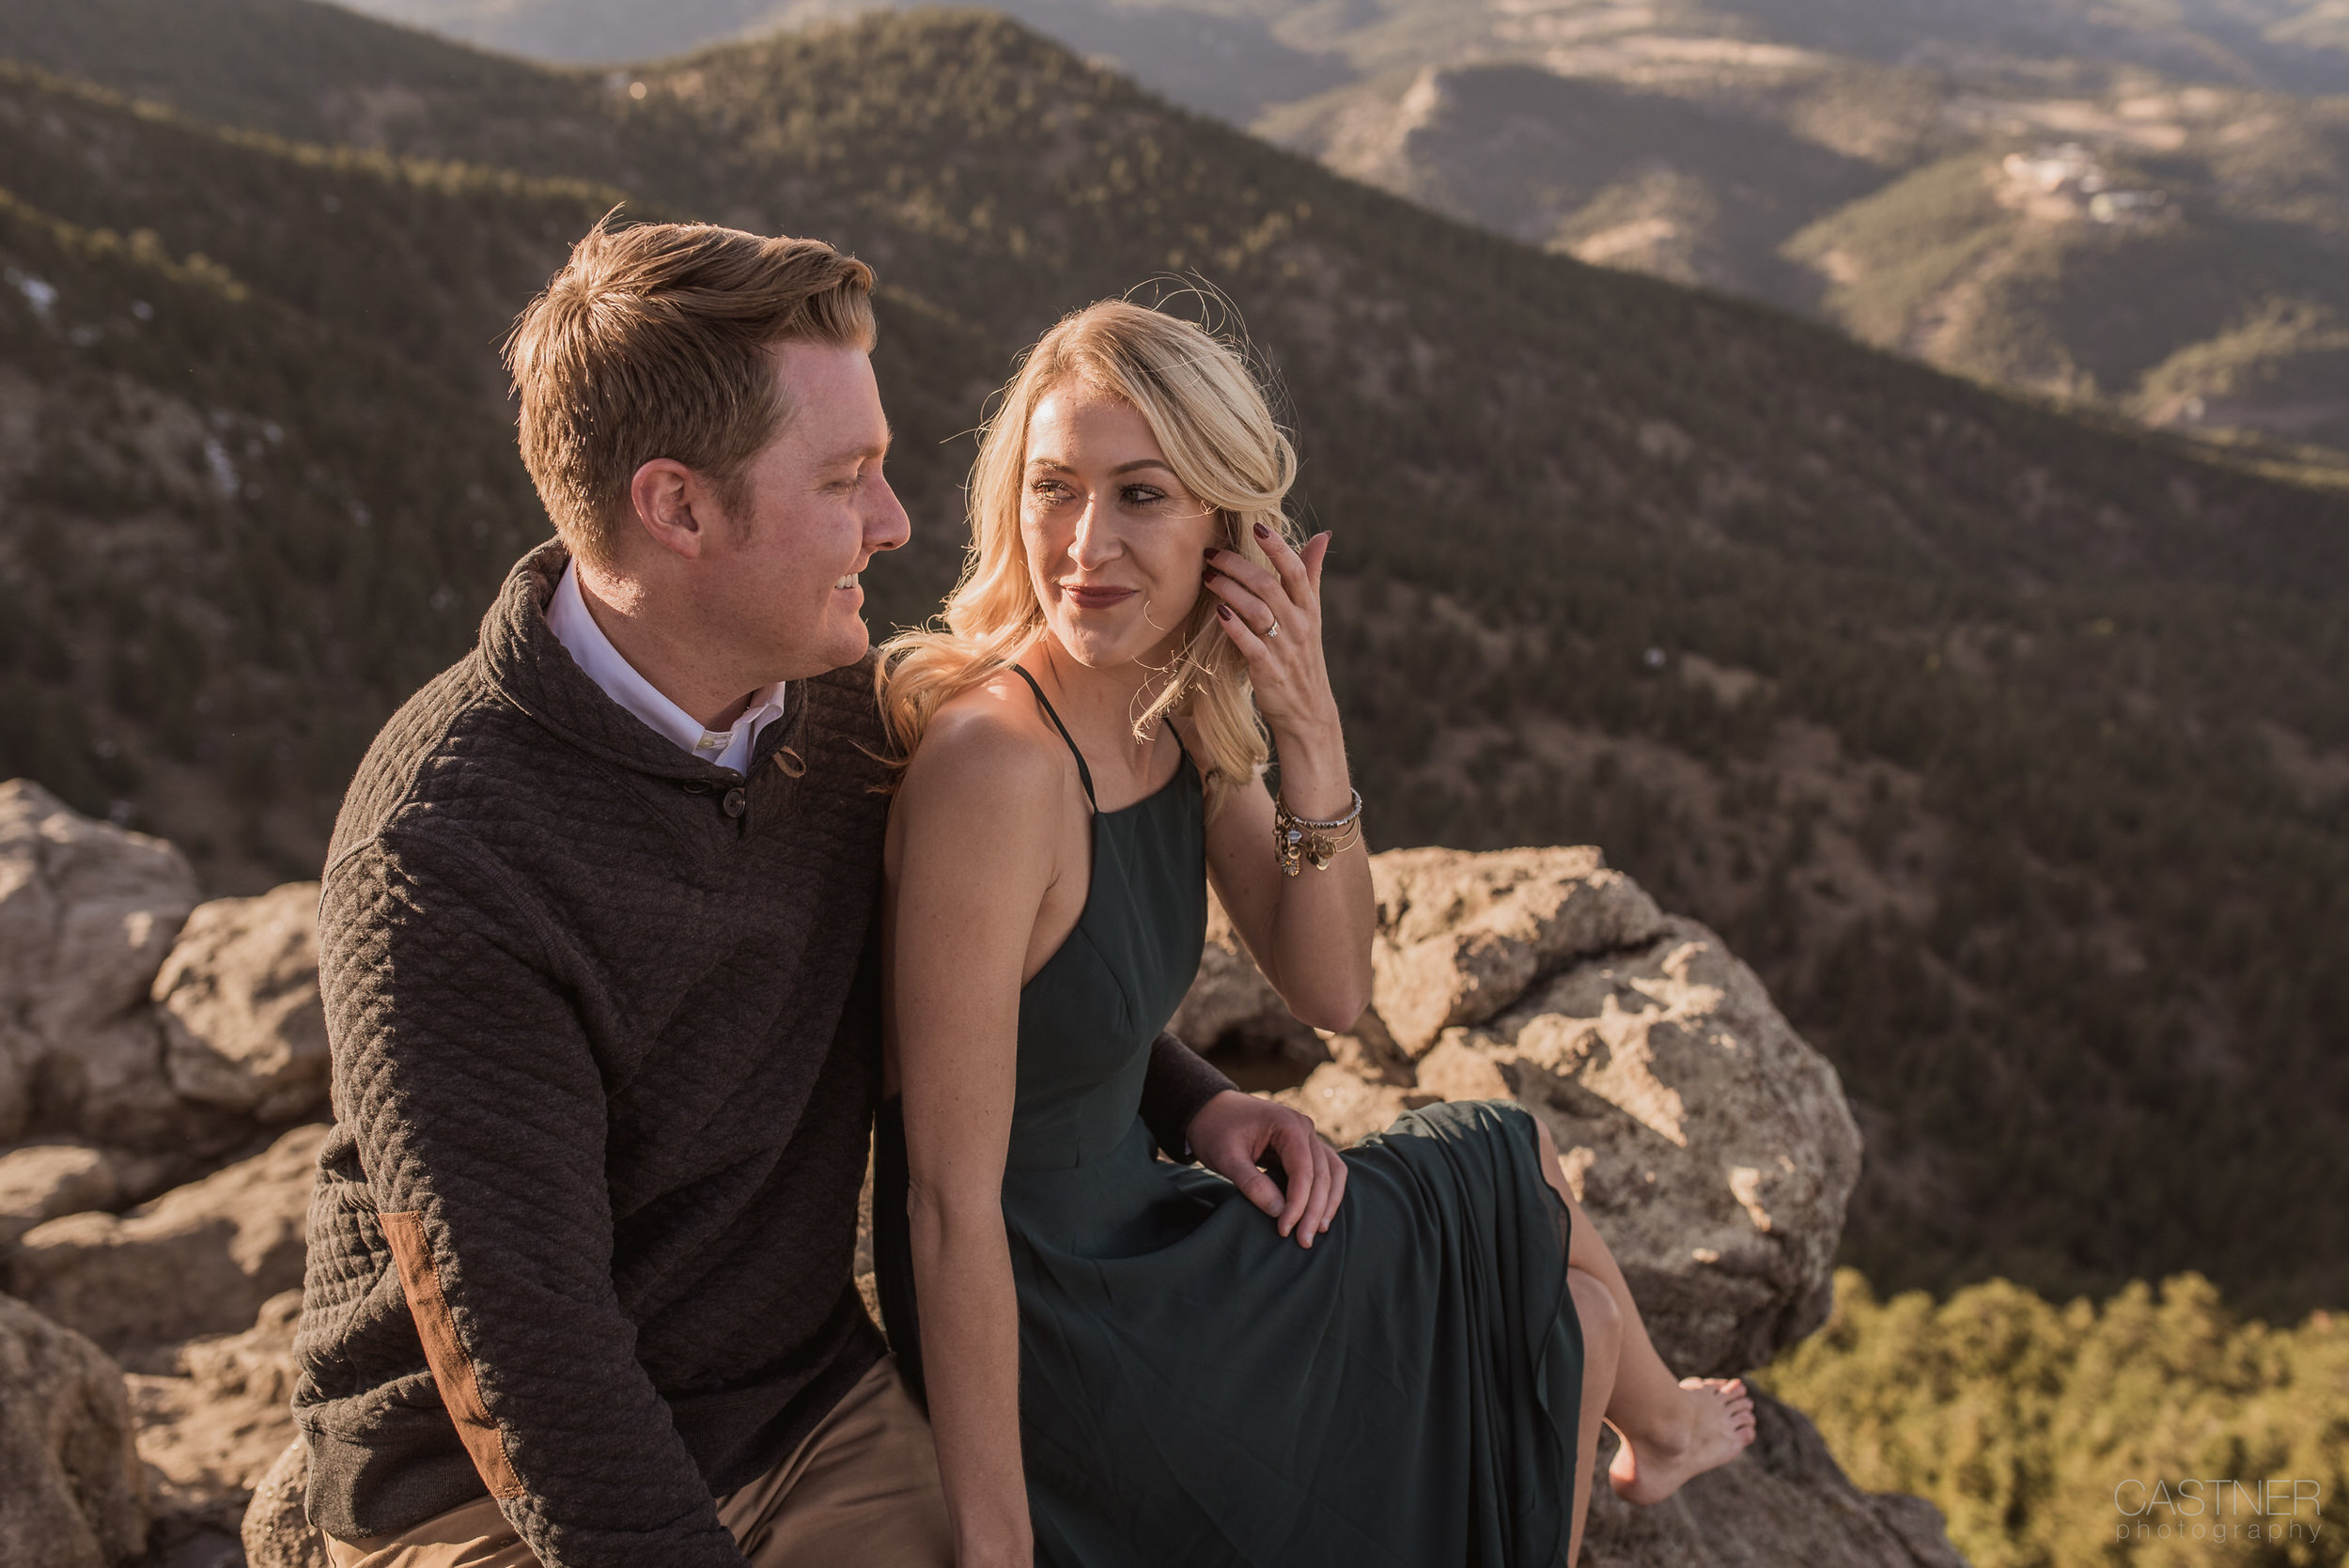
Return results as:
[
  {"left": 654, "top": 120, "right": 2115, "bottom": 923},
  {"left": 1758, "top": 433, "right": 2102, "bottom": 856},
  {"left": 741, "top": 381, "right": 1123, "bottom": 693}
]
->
[{"left": 1022, "top": 456, "right": 1175, "bottom": 476}]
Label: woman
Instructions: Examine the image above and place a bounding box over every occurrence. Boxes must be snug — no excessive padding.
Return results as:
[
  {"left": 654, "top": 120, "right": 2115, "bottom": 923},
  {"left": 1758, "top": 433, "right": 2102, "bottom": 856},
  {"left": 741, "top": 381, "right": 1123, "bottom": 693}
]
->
[{"left": 876, "top": 300, "right": 1753, "bottom": 1568}]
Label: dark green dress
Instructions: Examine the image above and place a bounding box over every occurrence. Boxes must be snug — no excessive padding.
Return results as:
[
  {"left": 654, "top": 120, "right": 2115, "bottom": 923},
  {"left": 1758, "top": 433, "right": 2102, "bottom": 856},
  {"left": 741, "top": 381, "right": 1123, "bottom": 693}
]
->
[{"left": 878, "top": 670, "right": 1583, "bottom": 1567}]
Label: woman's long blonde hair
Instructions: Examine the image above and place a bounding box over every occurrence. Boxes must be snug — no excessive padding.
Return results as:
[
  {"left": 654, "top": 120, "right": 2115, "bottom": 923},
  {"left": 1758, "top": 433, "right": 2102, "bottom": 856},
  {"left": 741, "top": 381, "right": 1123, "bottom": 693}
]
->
[{"left": 877, "top": 299, "right": 1301, "bottom": 816}]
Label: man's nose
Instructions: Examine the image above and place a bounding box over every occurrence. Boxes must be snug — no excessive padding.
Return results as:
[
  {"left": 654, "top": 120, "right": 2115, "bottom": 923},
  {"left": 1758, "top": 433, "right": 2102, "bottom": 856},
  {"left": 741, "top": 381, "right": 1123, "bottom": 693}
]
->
[{"left": 866, "top": 474, "right": 910, "bottom": 553}]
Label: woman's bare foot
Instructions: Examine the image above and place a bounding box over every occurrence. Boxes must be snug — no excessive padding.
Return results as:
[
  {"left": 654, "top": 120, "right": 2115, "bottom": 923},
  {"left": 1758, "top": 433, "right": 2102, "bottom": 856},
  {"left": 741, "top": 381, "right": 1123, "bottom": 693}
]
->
[{"left": 1606, "top": 1377, "right": 1758, "bottom": 1504}]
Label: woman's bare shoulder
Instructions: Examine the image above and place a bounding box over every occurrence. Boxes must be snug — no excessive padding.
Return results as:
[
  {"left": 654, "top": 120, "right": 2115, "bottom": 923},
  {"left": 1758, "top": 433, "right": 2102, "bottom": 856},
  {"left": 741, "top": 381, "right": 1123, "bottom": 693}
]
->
[{"left": 900, "top": 673, "right": 1067, "bottom": 810}]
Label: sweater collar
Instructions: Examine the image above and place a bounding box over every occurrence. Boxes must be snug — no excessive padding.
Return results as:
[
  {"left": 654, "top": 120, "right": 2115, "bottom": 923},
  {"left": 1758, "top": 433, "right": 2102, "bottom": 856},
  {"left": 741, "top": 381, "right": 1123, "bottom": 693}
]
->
[{"left": 477, "top": 541, "right": 806, "bottom": 784}]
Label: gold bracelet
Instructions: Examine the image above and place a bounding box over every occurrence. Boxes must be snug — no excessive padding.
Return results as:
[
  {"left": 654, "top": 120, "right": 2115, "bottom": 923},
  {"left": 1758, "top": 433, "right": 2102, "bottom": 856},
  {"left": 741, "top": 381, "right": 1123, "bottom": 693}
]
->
[{"left": 1274, "top": 789, "right": 1363, "bottom": 876}]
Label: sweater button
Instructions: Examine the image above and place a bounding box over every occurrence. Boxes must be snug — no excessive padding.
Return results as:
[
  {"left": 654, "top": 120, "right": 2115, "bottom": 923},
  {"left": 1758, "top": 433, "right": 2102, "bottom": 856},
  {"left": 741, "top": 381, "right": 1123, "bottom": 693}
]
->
[{"left": 723, "top": 787, "right": 748, "bottom": 818}]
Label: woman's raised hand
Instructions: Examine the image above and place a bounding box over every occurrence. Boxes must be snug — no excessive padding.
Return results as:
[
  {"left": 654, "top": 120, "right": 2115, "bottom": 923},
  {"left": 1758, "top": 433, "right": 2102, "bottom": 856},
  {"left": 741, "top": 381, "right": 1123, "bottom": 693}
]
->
[{"left": 1206, "top": 526, "right": 1342, "bottom": 758}]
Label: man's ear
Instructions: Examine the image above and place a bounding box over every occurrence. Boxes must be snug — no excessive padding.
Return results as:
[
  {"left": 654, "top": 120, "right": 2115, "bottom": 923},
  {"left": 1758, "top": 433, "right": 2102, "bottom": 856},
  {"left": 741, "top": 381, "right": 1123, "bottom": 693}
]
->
[{"left": 629, "top": 458, "right": 718, "bottom": 561}]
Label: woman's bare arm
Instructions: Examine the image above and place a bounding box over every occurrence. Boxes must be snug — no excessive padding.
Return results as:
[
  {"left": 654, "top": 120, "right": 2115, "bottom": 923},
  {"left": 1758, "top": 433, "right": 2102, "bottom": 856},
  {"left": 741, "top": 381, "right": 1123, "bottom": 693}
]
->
[
  {"left": 887, "top": 705, "right": 1070, "bottom": 1568},
  {"left": 1187, "top": 528, "right": 1377, "bottom": 1250},
  {"left": 1201, "top": 528, "right": 1377, "bottom": 1034}
]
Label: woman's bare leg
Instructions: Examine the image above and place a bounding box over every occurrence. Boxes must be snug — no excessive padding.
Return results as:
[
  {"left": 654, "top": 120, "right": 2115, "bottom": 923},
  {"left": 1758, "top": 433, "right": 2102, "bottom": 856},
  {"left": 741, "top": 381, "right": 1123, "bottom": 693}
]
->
[
  {"left": 1564, "top": 1267, "right": 1621, "bottom": 1565},
  {"left": 1530, "top": 1116, "right": 1756, "bottom": 1503}
]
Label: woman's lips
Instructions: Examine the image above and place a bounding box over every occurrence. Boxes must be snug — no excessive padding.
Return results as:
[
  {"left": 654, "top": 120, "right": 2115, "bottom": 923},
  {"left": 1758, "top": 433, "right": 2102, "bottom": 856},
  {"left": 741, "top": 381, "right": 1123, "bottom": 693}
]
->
[{"left": 1063, "top": 583, "right": 1137, "bottom": 610}]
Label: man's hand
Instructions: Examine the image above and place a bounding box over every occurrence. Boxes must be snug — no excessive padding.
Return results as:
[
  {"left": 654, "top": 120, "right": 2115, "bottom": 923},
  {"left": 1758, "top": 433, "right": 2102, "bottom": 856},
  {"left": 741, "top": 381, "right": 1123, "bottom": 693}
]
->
[{"left": 1187, "top": 1089, "right": 1347, "bottom": 1249}]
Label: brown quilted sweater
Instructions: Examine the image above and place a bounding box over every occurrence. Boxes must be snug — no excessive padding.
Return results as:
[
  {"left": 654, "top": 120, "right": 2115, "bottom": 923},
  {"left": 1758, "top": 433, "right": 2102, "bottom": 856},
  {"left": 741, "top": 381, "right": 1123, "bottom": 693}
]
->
[{"left": 296, "top": 543, "right": 1233, "bottom": 1564}]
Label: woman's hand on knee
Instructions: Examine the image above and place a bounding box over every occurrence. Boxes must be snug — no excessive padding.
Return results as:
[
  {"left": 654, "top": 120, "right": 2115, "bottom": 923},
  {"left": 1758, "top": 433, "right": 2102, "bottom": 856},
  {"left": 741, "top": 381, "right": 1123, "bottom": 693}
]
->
[{"left": 1189, "top": 1091, "right": 1347, "bottom": 1247}]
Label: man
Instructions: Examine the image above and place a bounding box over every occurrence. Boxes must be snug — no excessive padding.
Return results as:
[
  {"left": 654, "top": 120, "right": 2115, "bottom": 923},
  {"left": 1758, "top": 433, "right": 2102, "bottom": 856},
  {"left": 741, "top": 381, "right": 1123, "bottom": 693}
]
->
[{"left": 296, "top": 220, "right": 1336, "bottom": 1566}]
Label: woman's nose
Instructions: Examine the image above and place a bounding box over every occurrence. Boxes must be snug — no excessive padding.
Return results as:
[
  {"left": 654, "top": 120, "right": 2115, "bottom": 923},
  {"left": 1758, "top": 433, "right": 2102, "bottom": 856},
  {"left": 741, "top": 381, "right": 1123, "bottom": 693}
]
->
[{"left": 1070, "top": 502, "right": 1118, "bottom": 567}]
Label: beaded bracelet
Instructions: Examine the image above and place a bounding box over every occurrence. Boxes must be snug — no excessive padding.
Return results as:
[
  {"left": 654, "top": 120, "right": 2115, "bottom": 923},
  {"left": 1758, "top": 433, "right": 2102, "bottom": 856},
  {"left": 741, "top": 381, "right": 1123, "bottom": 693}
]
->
[{"left": 1274, "top": 789, "right": 1364, "bottom": 876}]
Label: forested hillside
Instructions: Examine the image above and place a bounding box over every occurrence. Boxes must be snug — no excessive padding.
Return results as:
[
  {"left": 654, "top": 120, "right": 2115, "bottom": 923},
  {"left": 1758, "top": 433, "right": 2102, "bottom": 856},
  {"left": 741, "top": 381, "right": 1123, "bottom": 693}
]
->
[
  {"left": 0, "top": 0, "right": 2344, "bottom": 1324},
  {"left": 319, "top": 0, "right": 2349, "bottom": 467}
]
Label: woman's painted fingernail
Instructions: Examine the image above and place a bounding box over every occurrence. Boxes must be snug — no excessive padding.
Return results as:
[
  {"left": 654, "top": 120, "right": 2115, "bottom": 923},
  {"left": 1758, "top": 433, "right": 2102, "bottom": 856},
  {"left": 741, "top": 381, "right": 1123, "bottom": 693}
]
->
[
  {"left": 1217, "top": 604, "right": 1235, "bottom": 621},
  {"left": 1253, "top": 521, "right": 1271, "bottom": 538}
]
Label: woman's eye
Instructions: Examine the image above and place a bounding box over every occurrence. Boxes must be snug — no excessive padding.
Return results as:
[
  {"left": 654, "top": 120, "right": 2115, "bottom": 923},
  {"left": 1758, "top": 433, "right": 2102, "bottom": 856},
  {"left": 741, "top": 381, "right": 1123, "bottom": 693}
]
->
[{"left": 1121, "top": 486, "right": 1166, "bottom": 506}]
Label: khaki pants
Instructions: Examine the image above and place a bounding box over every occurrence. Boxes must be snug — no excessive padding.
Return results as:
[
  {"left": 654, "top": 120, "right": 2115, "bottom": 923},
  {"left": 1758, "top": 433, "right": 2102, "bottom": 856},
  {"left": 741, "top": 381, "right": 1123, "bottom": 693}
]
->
[{"left": 325, "top": 1356, "right": 951, "bottom": 1567}]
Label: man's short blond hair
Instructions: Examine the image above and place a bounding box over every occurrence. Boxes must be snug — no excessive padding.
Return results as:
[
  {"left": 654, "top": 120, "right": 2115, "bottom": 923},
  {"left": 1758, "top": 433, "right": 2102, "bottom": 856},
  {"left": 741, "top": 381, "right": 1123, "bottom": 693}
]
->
[{"left": 505, "top": 218, "right": 877, "bottom": 565}]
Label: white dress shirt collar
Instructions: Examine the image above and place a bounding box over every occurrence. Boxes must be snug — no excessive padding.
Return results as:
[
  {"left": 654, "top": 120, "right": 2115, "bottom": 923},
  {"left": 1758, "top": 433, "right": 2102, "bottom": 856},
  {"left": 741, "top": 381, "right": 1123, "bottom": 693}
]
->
[{"left": 546, "top": 562, "right": 786, "bottom": 776}]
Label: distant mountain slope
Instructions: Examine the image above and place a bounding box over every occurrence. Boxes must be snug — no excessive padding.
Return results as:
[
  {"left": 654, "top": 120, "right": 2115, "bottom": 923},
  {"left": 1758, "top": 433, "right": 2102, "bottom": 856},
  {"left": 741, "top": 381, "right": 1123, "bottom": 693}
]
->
[
  {"left": 1720, "top": 0, "right": 2349, "bottom": 96},
  {"left": 1783, "top": 124, "right": 2349, "bottom": 450},
  {"left": 1255, "top": 60, "right": 1902, "bottom": 306},
  {"left": 0, "top": 185, "right": 543, "bottom": 890},
  {"left": 1259, "top": 27, "right": 2349, "bottom": 468},
  {"left": 2, "top": 0, "right": 2346, "bottom": 1318},
  {"left": 330, "top": 0, "right": 1349, "bottom": 119},
  {"left": 298, "top": 0, "right": 2349, "bottom": 466}
]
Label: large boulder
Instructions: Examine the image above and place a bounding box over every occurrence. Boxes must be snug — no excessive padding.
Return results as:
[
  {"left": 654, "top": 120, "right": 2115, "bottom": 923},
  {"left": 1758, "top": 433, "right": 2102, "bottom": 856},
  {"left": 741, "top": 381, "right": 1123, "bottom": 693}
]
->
[
  {"left": 154, "top": 883, "right": 330, "bottom": 1125},
  {"left": 0, "top": 780, "right": 199, "bottom": 1148},
  {"left": 1237, "top": 846, "right": 1860, "bottom": 1379},
  {"left": 1363, "top": 846, "right": 1670, "bottom": 1055},
  {"left": 242, "top": 1438, "right": 330, "bottom": 1568},
  {"left": 1449, "top": 915, "right": 1860, "bottom": 1376},
  {"left": 0, "top": 1140, "right": 185, "bottom": 1250},
  {"left": 0, "top": 1292, "right": 148, "bottom": 1567},
  {"left": 9, "top": 1124, "right": 328, "bottom": 1355},
  {"left": 130, "top": 1289, "right": 303, "bottom": 1553}
]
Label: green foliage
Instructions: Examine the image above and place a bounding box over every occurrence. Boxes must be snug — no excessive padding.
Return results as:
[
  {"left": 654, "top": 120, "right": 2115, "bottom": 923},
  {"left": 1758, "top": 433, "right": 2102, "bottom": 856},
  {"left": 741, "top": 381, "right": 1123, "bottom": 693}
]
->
[{"left": 1765, "top": 1270, "right": 2349, "bottom": 1567}]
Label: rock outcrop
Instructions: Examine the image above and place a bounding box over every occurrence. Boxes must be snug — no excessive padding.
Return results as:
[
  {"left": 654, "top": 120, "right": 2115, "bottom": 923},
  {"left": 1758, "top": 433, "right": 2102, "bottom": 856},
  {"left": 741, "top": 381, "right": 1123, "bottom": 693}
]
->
[
  {"left": 0, "top": 1140, "right": 185, "bottom": 1250},
  {"left": 1361, "top": 846, "right": 1673, "bottom": 1055},
  {"left": 154, "top": 883, "right": 330, "bottom": 1126},
  {"left": 0, "top": 780, "right": 199, "bottom": 1149},
  {"left": 11, "top": 1124, "right": 327, "bottom": 1356},
  {"left": 242, "top": 1439, "right": 328, "bottom": 1568},
  {"left": 1444, "top": 916, "right": 1858, "bottom": 1375},
  {"left": 0, "top": 784, "right": 1950, "bottom": 1567},
  {"left": 0, "top": 1292, "right": 148, "bottom": 1567},
  {"left": 1237, "top": 846, "right": 1863, "bottom": 1379},
  {"left": 129, "top": 1290, "right": 303, "bottom": 1556}
]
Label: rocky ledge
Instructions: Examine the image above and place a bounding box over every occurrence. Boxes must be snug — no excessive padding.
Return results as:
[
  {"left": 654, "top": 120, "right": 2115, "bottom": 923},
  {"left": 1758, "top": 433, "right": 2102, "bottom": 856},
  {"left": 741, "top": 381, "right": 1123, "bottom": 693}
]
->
[{"left": 0, "top": 779, "right": 1966, "bottom": 1567}]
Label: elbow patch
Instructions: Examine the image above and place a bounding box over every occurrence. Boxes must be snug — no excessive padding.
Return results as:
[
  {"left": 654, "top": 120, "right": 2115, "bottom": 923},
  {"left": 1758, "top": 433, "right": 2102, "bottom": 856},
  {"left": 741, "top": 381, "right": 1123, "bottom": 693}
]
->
[{"left": 381, "top": 1210, "right": 526, "bottom": 1499}]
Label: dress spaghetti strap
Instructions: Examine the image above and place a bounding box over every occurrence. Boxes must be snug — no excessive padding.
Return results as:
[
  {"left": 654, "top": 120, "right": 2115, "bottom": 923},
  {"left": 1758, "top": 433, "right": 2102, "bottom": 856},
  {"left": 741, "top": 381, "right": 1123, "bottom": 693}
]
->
[{"left": 1008, "top": 664, "right": 1097, "bottom": 809}]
